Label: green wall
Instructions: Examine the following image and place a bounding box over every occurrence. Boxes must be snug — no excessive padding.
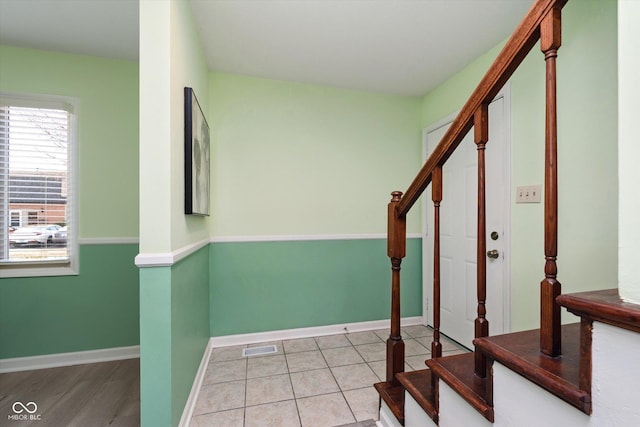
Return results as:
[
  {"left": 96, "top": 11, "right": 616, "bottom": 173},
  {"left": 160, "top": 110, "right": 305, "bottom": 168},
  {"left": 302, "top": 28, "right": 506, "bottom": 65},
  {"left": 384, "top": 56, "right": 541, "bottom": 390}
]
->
[
  {"left": 207, "top": 73, "right": 425, "bottom": 338},
  {"left": 210, "top": 238, "right": 422, "bottom": 336},
  {"left": 139, "top": 247, "right": 209, "bottom": 427},
  {"left": 0, "top": 244, "right": 139, "bottom": 358},
  {"left": 139, "top": 1, "right": 211, "bottom": 426},
  {"left": 0, "top": 46, "right": 140, "bottom": 358},
  {"left": 421, "top": 0, "right": 618, "bottom": 331}
]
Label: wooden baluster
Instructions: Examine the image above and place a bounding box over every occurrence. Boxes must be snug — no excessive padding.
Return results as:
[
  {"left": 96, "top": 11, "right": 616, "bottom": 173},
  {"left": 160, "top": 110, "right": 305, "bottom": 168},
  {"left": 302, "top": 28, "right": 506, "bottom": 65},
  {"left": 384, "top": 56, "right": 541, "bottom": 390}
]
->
[
  {"left": 474, "top": 104, "right": 489, "bottom": 377},
  {"left": 540, "top": 6, "right": 562, "bottom": 357},
  {"left": 431, "top": 167, "right": 443, "bottom": 360},
  {"left": 386, "top": 191, "right": 406, "bottom": 385}
]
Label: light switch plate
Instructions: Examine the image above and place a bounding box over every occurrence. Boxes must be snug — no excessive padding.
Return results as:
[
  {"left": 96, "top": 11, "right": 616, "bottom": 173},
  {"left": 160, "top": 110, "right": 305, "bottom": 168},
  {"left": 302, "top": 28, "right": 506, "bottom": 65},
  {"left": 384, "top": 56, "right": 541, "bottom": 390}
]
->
[{"left": 516, "top": 185, "right": 542, "bottom": 203}]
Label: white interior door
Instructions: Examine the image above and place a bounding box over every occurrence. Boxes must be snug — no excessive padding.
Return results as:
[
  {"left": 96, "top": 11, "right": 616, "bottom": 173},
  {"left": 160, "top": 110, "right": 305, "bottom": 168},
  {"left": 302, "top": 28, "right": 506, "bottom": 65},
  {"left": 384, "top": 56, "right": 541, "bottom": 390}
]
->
[{"left": 422, "top": 91, "right": 511, "bottom": 349}]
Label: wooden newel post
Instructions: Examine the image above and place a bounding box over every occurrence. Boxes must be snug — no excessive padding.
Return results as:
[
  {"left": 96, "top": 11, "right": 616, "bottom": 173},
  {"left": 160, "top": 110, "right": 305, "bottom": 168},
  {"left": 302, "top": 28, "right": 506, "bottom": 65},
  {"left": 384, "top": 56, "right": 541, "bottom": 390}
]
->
[
  {"left": 474, "top": 104, "right": 490, "bottom": 377},
  {"left": 540, "top": 6, "right": 562, "bottom": 358},
  {"left": 387, "top": 191, "right": 406, "bottom": 385}
]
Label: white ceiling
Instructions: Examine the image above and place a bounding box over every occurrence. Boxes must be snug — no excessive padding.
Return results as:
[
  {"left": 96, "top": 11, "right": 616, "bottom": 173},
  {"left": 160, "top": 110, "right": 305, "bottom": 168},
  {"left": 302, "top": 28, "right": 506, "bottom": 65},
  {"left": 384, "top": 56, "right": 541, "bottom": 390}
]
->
[{"left": 0, "top": 0, "right": 534, "bottom": 96}]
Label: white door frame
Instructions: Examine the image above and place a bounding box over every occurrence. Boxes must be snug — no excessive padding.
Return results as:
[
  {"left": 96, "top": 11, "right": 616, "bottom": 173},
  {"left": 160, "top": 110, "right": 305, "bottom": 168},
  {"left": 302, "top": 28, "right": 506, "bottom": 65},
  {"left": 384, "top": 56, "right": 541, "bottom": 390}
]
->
[{"left": 421, "top": 85, "right": 512, "bottom": 339}]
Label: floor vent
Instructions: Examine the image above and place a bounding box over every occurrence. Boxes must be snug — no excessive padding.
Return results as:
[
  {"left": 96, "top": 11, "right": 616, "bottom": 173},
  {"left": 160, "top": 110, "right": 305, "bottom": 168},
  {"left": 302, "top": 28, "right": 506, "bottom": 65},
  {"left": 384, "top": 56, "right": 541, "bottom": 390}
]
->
[{"left": 242, "top": 345, "right": 277, "bottom": 357}]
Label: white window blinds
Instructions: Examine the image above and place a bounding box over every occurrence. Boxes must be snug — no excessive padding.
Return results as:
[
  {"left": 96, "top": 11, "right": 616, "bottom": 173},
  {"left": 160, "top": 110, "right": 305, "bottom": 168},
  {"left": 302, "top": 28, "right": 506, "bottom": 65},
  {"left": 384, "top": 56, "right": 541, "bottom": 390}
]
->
[{"left": 1, "top": 94, "right": 75, "bottom": 268}]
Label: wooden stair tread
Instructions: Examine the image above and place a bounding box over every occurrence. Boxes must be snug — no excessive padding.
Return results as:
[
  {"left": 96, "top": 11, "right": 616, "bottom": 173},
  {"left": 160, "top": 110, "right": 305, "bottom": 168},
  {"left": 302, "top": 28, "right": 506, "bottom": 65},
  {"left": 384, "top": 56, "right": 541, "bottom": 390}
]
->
[
  {"left": 474, "top": 323, "right": 591, "bottom": 414},
  {"left": 558, "top": 288, "right": 640, "bottom": 333},
  {"left": 374, "top": 380, "right": 405, "bottom": 425},
  {"left": 426, "top": 353, "right": 494, "bottom": 422},
  {"left": 396, "top": 369, "right": 438, "bottom": 423}
]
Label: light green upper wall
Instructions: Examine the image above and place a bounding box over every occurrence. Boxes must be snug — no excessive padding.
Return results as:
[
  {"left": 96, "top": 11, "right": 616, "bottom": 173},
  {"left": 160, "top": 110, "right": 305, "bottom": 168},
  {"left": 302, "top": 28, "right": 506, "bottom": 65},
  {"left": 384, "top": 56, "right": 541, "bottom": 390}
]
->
[
  {"left": 618, "top": 0, "right": 640, "bottom": 302},
  {"left": 139, "top": 0, "right": 172, "bottom": 253},
  {"left": 139, "top": 0, "right": 209, "bottom": 253},
  {"left": 208, "top": 73, "right": 423, "bottom": 236},
  {"left": 421, "top": 0, "right": 618, "bottom": 331},
  {"left": 169, "top": 0, "right": 210, "bottom": 251},
  {"left": 420, "top": 42, "right": 504, "bottom": 127},
  {"left": 0, "top": 45, "right": 139, "bottom": 238}
]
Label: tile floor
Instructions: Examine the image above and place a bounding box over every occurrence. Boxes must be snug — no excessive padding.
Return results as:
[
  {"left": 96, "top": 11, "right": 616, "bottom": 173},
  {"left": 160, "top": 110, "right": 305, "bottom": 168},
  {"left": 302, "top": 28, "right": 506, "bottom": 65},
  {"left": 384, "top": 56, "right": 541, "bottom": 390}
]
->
[{"left": 189, "top": 325, "right": 468, "bottom": 427}]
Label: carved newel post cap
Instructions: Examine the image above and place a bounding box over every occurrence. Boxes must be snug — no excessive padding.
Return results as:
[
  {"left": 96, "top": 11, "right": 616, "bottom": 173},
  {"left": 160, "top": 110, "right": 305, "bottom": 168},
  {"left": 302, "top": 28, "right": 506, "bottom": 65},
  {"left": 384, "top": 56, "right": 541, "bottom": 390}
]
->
[{"left": 390, "top": 191, "right": 403, "bottom": 202}]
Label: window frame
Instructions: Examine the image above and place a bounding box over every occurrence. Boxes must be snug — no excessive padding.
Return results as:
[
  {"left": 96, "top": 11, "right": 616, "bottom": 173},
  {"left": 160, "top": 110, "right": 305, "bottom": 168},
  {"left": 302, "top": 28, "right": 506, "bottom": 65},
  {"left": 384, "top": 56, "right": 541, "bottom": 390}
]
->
[{"left": 0, "top": 92, "right": 79, "bottom": 278}]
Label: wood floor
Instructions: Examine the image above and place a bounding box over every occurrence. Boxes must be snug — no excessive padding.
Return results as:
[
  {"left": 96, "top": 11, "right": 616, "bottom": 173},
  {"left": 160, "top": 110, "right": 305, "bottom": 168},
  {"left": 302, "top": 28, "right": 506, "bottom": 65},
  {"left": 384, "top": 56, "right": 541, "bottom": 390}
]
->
[{"left": 0, "top": 358, "right": 140, "bottom": 427}]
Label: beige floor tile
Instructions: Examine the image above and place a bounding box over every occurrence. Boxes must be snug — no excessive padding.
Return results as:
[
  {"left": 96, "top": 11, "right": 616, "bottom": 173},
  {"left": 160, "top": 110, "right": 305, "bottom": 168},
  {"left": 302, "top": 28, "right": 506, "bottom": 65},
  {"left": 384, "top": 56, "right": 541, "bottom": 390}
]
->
[
  {"left": 367, "top": 360, "right": 386, "bottom": 381},
  {"left": 283, "top": 338, "right": 318, "bottom": 353},
  {"left": 402, "top": 324, "right": 433, "bottom": 338},
  {"left": 355, "top": 342, "right": 386, "bottom": 362},
  {"left": 297, "top": 393, "right": 356, "bottom": 427},
  {"left": 415, "top": 335, "right": 465, "bottom": 352},
  {"left": 405, "top": 339, "right": 429, "bottom": 356},
  {"left": 245, "top": 374, "right": 294, "bottom": 406},
  {"left": 210, "top": 345, "right": 246, "bottom": 362},
  {"left": 203, "top": 359, "right": 247, "bottom": 385},
  {"left": 191, "top": 408, "right": 244, "bottom": 427},
  {"left": 193, "top": 381, "right": 245, "bottom": 415},
  {"left": 368, "top": 359, "right": 412, "bottom": 378},
  {"left": 286, "top": 350, "right": 327, "bottom": 373},
  {"left": 405, "top": 355, "right": 429, "bottom": 371},
  {"left": 321, "top": 346, "right": 364, "bottom": 367},
  {"left": 315, "top": 334, "right": 351, "bottom": 349},
  {"left": 331, "top": 363, "right": 379, "bottom": 391},
  {"left": 441, "top": 336, "right": 467, "bottom": 351},
  {"left": 345, "top": 331, "right": 382, "bottom": 346},
  {"left": 245, "top": 400, "right": 300, "bottom": 427},
  {"left": 343, "top": 387, "right": 380, "bottom": 422},
  {"left": 247, "top": 354, "right": 288, "bottom": 379},
  {"left": 373, "top": 329, "right": 389, "bottom": 340},
  {"left": 290, "top": 368, "right": 339, "bottom": 398},
  {"left": 442, "top": 348, "right": 469, "bottom": 356}
]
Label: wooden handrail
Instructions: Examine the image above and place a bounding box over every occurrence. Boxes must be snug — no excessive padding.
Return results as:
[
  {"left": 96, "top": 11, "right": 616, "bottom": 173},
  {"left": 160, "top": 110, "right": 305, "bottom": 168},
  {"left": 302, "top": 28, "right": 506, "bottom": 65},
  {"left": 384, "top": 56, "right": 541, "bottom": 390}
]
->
[
  {"left": 396, "top": 0, "right": 568, "bottom": 218},
  {"left": 381, "top": 0, "right": 571, "bottom": 407}
]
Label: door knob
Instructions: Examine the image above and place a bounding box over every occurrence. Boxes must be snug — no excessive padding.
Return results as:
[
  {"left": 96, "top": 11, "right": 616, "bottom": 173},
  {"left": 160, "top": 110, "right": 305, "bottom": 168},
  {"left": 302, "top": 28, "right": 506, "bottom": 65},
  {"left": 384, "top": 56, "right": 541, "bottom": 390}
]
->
[{"left": 487, "top": 249, "right": 499, "bottom": 259}]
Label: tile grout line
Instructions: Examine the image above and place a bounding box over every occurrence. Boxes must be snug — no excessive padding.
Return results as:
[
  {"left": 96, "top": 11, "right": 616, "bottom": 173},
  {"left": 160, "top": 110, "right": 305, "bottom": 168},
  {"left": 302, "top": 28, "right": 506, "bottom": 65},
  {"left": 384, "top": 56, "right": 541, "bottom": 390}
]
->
[
  {"left": 281, "top": 340, "right": 304, "bottom": 427},
  {"left": 340, "top": 339, "right": 362, "bottom": 424},
  {"left": 315, "top": 334, "right": 357, "bottom": 426}
]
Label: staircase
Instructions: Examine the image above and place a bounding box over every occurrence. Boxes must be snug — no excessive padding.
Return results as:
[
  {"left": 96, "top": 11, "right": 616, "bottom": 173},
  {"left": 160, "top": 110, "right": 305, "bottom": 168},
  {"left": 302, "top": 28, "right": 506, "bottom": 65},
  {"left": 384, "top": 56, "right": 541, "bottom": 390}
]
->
[{"left": 375, "top": 0, "right": 640, "bottom": 425}]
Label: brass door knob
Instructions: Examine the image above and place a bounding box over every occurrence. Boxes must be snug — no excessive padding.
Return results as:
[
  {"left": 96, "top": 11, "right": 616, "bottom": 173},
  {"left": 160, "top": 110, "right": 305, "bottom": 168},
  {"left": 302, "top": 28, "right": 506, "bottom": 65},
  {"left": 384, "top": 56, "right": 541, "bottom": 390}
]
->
[{"left": 487, "top": 249, "right": 500, "bottom": 259}]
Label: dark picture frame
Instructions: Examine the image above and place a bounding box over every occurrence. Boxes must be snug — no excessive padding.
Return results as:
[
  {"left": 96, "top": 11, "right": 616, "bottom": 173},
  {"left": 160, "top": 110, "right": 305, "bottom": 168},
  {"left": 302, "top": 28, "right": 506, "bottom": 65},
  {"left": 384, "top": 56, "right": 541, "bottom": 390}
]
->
[{"left": 184, "top": 87, "right": 210, "bottom": 216}]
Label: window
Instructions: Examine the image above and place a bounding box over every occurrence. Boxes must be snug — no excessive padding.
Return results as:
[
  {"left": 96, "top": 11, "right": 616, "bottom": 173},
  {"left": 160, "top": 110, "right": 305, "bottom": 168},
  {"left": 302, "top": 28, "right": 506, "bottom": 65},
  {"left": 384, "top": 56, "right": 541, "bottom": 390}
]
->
[{"left": 1, "top": 93, "right": 78, "bottom": 277}]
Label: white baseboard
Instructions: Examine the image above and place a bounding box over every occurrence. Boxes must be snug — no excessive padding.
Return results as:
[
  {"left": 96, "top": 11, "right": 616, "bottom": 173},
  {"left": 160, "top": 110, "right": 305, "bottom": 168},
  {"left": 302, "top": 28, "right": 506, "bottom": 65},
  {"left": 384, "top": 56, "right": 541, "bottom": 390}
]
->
[
  {"left": 178, "top": 343, "right": 213, "bottom": 427},
  {"left": 209, "top": 316, "right": 424, "bottom": 348},
  {"left": 0, "top": 345, "right": 140, "bottom": 373}
]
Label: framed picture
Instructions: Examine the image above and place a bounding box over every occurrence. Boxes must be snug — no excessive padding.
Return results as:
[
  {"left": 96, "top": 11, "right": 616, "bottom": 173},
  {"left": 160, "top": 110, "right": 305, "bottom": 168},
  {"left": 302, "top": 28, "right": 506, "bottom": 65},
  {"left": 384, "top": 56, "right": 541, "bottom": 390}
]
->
[{"left": 184, "top": 87, "right": 210, "bottom": 216}]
